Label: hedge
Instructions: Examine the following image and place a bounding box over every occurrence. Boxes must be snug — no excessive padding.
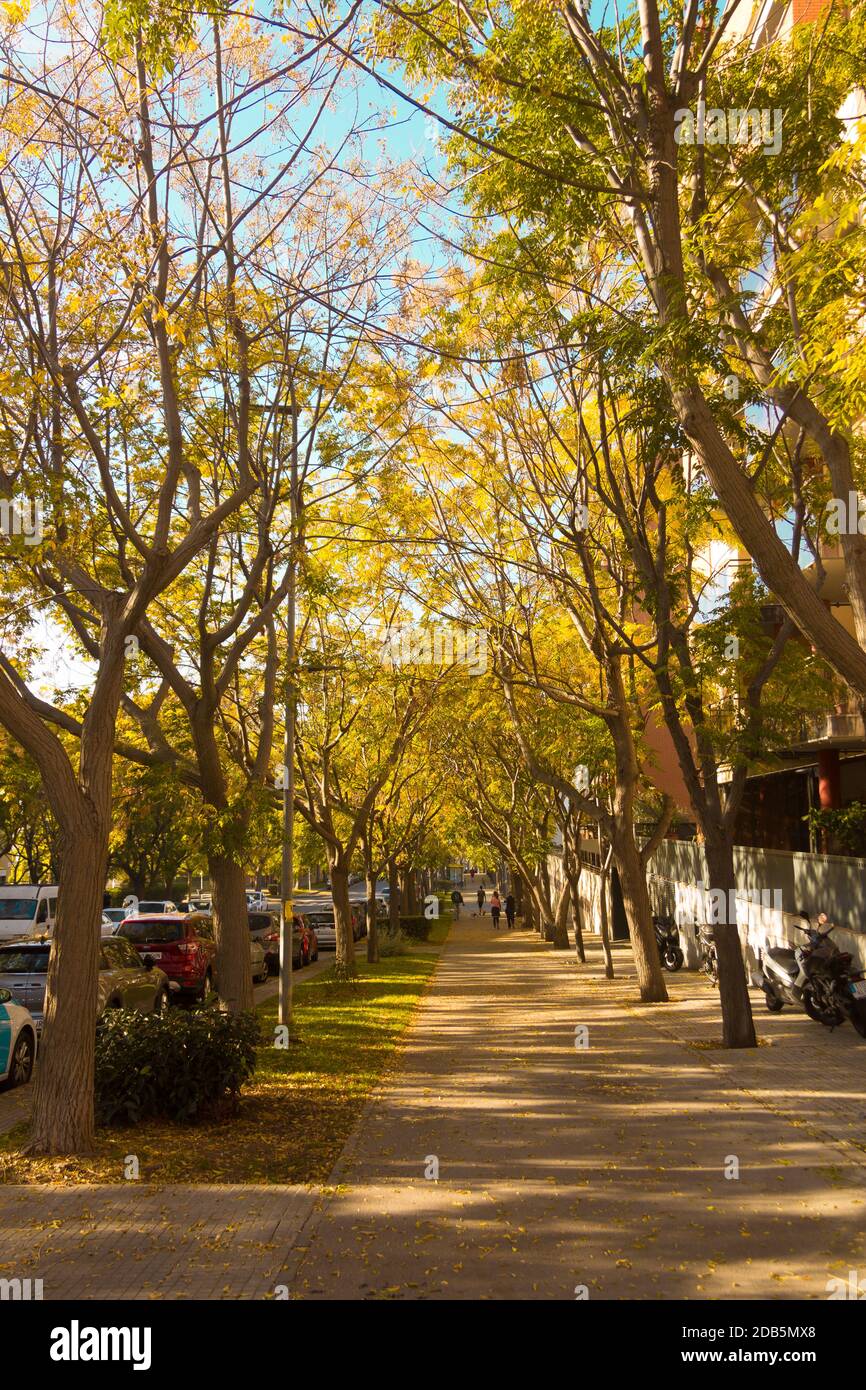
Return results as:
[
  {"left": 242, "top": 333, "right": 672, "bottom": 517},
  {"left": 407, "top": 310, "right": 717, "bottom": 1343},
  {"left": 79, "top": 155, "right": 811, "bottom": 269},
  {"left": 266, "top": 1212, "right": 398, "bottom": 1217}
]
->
[{"left": 94, "top": 1006, "right": 260, "bottom": 1126}]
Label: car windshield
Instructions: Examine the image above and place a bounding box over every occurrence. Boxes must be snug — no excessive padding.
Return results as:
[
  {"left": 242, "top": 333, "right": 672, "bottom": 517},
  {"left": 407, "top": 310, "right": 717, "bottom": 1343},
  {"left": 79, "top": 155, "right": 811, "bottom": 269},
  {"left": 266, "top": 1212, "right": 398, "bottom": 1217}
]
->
[
  {"left": 138, "top": 902, "right": 166, "bottom": 913},
  {"left": 0, "top": 899, "right": 38, "bottom": 920},
  {"left": 0, "top": 947, "right": 49, "bottom": 971},
  {"left": 307, "top": 912, "right": 335, "bottom": 927},
  {"left": 248, "top": 913, "right": 274, "bottom": 931},
  {"left": 118, "top": 920, "right": 183, "bottom": 943}
]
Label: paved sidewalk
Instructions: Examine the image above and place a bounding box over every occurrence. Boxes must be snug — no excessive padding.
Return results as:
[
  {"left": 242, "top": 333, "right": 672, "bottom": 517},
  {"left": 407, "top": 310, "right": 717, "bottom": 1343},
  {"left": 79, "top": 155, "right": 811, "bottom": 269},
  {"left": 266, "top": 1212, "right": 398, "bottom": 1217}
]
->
[
  {"left": 3, "top": 918, "right": 866, "bottom": 1299},
  {"left": 0, "top": 1184, "right": 315, "bottom": 1299},
  {"left": 281, "top": 918, "right": 866, "bottom": 1300}
]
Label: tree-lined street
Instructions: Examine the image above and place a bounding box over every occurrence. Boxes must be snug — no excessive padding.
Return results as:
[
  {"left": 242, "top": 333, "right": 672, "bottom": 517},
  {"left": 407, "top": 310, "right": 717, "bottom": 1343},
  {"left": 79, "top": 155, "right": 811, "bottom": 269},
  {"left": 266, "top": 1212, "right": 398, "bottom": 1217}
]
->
[
  {"left": 3, "top": 898, "right": 866, "bottom": 1301},
  {"left": 0, "top": 0, "right": 865, "bottom": 1339}
]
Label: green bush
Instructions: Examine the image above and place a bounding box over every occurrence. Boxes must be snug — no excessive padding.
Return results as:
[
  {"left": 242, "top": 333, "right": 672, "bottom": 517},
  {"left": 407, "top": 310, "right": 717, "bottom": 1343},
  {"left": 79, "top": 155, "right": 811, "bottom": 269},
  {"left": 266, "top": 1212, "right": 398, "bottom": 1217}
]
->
[
  {"left": 94, "top": 1006, "right": 260, "bottom": 1126},
  {"left": 399, "top": 915, "right": 433, "bottom": 941},
  {"left": 378, "top": 927, "right": 410, "bottom": 957}
]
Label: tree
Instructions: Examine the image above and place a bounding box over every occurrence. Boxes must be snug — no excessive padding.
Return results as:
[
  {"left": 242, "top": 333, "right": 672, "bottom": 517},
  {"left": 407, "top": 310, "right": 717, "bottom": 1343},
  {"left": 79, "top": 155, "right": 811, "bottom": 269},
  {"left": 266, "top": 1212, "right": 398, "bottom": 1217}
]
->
[
  {"left": 293, "top": 600, "right": 430, "bottom": 974},
  {"left": 0, "top": 739, "right": 61, "bottom": 883},
  {"left": 371, "top": 0, "right": 866, "bottom": 697},
  {"left": 0, "top": 0, "right": 367, "bottom": 1148},
  {"left": 108, "top": 764, "right": 200, "bottom": 898}
]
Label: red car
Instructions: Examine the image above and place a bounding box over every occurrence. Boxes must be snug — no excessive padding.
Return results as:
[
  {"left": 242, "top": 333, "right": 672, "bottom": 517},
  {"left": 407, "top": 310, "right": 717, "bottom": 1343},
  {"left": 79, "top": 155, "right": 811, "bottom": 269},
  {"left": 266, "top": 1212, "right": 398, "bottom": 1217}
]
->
[{"left": 117, "top": 913, "right": 216, "bottom": 1000}]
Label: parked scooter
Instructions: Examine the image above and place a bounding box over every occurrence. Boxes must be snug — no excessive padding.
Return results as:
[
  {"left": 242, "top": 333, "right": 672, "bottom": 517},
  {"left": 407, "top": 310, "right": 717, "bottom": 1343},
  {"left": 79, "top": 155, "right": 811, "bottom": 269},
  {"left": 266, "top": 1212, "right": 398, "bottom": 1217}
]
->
[
  {"left": 653, "top": 914, "right": 684, "bottom": 971},
  {"left": 759, "top": 911, "right": 866, "bottom": 1038},
  {"left": 697, "top": 924, "right": 719, "bottom": 984}
]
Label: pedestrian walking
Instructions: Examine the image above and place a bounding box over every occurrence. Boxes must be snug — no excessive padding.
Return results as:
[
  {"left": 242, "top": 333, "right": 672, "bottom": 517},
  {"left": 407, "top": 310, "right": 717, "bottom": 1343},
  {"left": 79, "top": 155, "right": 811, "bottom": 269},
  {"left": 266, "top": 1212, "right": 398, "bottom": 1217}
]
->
[
  {"left": 505, "top": 893, "right": 516, "bottom": 929},
  {"left": 490, "top": 889, "right": 501, "bottom": 929},
  {"left": 451, "top": 887, "right": 464, "bottom": 919},
  {"left": 477, "top": 885, "right": 486, "bottom": 915}
]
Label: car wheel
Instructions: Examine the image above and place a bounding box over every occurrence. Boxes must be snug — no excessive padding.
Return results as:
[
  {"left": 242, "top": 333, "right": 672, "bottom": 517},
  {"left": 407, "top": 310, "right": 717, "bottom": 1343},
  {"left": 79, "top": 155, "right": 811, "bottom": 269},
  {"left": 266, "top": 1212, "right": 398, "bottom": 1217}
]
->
[
  {"left": 8, "top": 1029, "right": 34, "bottom": 1088},
  {"left": 155, "top": 988, "right": 170, "bottom": 1016},
  {"left": 198, "top": 970, "right": 213, "bottom": 1002}
]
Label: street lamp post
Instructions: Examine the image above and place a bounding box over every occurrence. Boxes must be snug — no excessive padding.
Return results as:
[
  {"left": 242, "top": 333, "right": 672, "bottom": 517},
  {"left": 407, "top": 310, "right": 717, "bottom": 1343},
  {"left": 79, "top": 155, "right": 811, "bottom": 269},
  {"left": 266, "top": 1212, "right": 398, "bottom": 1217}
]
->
[{"left": 278, "top": 432, "right": 299, "bottom": 1032}]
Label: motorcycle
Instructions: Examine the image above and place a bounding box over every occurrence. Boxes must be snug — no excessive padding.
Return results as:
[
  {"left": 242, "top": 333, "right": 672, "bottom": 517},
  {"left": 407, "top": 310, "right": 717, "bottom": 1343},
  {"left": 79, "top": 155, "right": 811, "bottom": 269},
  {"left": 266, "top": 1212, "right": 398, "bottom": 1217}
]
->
[
  {"left": 653, "top": 914, "right": 684, "bottom": 971},
  {"left": 697, "top": 924, "right": 719, "bottom": 984},
  {"left": 759, "top": 910, "right": 866, "bottom": 1038}
]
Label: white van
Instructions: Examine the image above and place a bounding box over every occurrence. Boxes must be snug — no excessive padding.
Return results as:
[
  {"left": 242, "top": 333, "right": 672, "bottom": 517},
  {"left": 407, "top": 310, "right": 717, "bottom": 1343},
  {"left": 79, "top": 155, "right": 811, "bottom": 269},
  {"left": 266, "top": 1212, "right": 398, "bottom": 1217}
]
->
[{"left": 0, "top": 885, "right": 59, "bottom": 941}]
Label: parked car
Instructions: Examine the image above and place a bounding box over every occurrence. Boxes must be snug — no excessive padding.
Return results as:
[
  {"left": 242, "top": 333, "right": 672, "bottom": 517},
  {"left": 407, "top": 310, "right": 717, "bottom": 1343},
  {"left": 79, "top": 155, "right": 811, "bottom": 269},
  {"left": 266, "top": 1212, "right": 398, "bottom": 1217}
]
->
[
  {"left": 116, "top": 912, "right": 215, "bottom": 1000},
  {"left": 0, "top": 937, "right": 172, "bottom": 1033},
  {"left": 248, "top": 910, "right": 317, "bottom": 972},
  {"left": 0, "top": 989, "right": 37, "bottom": 1088},
  {"left": 0, "top": 884, "right": 58, "bottom": 942},
  {"left": 249, "top": 936, "right": 269, "bottom": 984},
  {"left": 304, "top": 906, "right": 362, "bottom": 950},
  {"left": 102, "top": 906, "right": 132, "bottom": 927}
]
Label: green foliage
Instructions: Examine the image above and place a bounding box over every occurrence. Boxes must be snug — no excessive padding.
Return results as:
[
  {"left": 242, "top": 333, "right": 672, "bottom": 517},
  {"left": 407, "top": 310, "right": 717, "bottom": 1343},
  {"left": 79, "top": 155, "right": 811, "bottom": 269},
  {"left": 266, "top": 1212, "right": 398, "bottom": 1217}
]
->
[
  {"left": 377, "top": 926, "right": 412, "bottom": 957},
  {"left": 0, "top": 739, "right": 59, "bottom": 881},
  {"left": 109, "top": 763, "right": 201, "bottom": 895},
  {"left": 198, "top": 785, "right": 275, "bottom": 865},
  {"left": 94, "top": 1006, "right": 260, "bottom": 1126},
  {"left": 398, "top": 914, "right": 433, "bottom": 941},
  {"left": 805, "top": 802, "right": 866, "bottom": 857},
  {"left": 101, "top": 0, "right": 227, "bottom": 75}
]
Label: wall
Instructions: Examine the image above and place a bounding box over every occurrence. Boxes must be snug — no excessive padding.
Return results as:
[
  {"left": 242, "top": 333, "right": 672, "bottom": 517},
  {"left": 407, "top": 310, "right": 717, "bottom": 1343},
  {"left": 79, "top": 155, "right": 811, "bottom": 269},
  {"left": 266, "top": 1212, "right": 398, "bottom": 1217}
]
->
[
  {"left": 555, "top": 840, "right": 866, "bottom": 981},
  {"left": 647, "top": 841, "right": 866, "bottom": 981}
]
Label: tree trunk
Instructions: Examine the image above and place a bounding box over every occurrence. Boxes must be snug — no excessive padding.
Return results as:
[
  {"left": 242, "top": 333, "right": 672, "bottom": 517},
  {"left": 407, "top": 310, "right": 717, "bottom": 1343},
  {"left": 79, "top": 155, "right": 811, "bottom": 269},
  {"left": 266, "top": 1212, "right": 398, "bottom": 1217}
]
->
[
  {"left": 599, "top": 855, "right": 615, "bottom": 980},
  {"left": 552, "top": 878, "right": 571, "bottom": 949},
  {"left": 210, "top": 853, "right": 253, "bottom": 1013},
  {"left": 330, "top": 859, "right": 356, "bottom": 975},
  {"left": 398, "top": 866, "right": 409, "bottom": 916},
  {"left": 612, "top": 828, "right": 668, "bottom": 1002},
  {"left": 405, "top": 868, "right": 418, "bottom": 915},
  {"left": 512, "top": 871, "right": 524, "bottom": 920},
  {"left": 704, "top": 837, "right": 757, "bottom": 1049},
  {"left": 564, "top": 856, "right": 586, "bottom": 962},
  {"left": 365, "top": 869, "right": 379, "bottom": 965},
  {"left": 28, "top": 817, "right": 104, "bottom": 1154},
  {"left": 388, "top": 857, "right": 401, "bottom": 933}
]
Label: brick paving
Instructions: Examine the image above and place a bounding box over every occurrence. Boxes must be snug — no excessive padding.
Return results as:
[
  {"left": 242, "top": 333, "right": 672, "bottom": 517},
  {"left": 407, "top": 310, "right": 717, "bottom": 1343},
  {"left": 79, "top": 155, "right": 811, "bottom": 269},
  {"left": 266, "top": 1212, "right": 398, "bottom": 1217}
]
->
[
  {"left": 281, "top": 919, "right": 866, "bottom": 1300},
  {"left": 2, "top": 916, "right": 866, "bottom": 1299},
  {"left": 0, "top": 1184, "right": 317, "bottom": 1300}
]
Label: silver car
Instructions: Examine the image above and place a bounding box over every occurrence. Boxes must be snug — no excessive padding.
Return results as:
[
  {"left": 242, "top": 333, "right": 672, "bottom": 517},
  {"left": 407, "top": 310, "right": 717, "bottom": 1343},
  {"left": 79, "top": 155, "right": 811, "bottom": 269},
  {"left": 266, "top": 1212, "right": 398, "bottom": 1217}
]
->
[{"left": 0, "top": 937, "right": 173, "bottom": 1032}]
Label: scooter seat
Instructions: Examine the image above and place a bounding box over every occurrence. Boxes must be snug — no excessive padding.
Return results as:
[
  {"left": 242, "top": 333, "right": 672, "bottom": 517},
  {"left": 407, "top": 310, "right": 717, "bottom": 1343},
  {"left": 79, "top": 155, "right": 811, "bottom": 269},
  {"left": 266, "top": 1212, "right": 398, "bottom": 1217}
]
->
[{"left": 767, "top": 946, "right": 798, "bottom": 973}]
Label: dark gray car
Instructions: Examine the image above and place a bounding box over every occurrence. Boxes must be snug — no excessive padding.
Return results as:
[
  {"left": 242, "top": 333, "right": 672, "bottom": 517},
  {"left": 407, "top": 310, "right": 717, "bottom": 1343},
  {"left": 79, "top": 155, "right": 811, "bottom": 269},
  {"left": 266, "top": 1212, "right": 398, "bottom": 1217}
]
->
[
  {"left": 0, "top": 937, "right": 172, "bottom": 1032},
  {"left": 248, "top": 910, "right": 316, "bottom": 972}
]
